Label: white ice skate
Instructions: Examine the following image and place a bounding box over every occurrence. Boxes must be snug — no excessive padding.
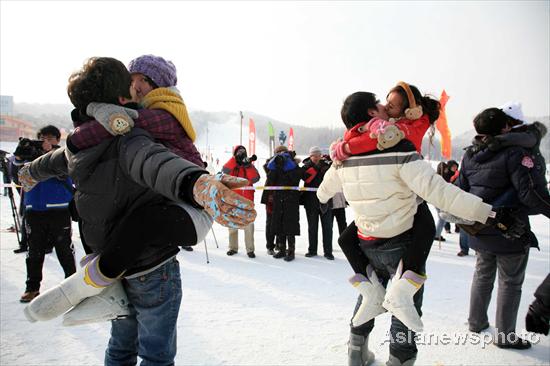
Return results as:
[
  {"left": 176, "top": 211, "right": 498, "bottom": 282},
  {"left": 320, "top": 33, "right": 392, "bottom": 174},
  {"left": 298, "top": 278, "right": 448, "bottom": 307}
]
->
[
  {"left": 349, "top": 266, "right": 387, "bottom": 327},
  {"left": 382, "top": 261, "right": 426, "bottom": 333},
  {"left": 62, "top": 280, "right": 130, "bottom": 326},
  {"left": 24, "top": 255, "right": 115, "bottom": 322}
]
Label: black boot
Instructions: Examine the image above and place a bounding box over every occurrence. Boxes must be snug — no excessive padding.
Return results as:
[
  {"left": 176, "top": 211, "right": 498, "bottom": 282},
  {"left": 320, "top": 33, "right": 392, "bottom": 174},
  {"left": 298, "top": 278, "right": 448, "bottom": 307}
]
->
[{"left": 284, "top": 236, "right": 295, "bottom": 261}]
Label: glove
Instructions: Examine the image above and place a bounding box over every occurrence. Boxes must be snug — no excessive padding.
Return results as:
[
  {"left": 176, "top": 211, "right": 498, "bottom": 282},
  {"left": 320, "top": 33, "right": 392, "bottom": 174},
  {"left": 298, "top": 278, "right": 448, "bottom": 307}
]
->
[
  {"left": 17, "top": 163, "right": 39, "bottom": 192},
  {"left": 320, "top": 202, "right": 329, "bottom": 214},
  {"left": 86, "top": 102, "right": 138, "bottom": 135},
  {"left": 526, "top": 301, "right": 550, "bottom": 335},
  {"left": 192, "top": 173, "right": 257, "bottom": 229},
  {"left": 487, "top": 207, "right": 527, "bottom": 240},
  {"left": 329, "top": 139, "right": 350, "bottom": 163}
]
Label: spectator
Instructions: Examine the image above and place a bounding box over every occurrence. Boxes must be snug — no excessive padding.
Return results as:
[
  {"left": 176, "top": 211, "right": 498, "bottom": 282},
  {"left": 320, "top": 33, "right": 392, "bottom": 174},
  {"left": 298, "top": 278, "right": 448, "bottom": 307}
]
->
[
  {"left": 434, "top": 160, "right": 460, "bottom": 243},
  {"left": 265, "top": 149, "right": 303, "bottom": 261},
  {"left": 18, "top": 125, "right": 76, "bottom": 303},
  {"left": 261, "top": 145, "right": 288, "bottom": 255},
  {"left": 222, "top": 145, "right": 260, "bottom": 258},
  {"left": 302, "top": 146, "right": 334, "bottom": 260}
]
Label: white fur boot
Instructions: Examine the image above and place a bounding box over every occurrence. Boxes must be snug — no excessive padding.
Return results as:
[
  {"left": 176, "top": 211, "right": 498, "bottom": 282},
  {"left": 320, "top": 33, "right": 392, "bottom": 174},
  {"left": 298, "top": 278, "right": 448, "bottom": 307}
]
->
[
  {"left": 24, "top": 255, "right": 116, "bottom": 322},
  {"left": 349, "top": 265, "right": 387, "bottom": 327},
  {"left": 382, "top": 261, "right": 426, "bottom": 333},
  {"left": 62, "top": 280, "right": 130, "bottom": 326}
]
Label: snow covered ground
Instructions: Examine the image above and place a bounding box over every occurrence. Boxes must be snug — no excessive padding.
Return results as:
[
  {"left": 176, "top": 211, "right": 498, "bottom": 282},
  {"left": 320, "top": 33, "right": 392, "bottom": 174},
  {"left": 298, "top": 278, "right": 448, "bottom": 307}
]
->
[
  {"left": 1, "top": 194, "right": 549, "bottom": 365},
  {"left": 0, "top": 139, "right": 549, "bottom": 365}
]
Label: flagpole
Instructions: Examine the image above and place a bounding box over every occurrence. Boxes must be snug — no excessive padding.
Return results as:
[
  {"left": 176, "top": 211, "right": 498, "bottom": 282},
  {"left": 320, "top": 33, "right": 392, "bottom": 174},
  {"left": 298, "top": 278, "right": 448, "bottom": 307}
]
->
[{"left": 239, "top": 111, "right": 243, "bottom": 145}]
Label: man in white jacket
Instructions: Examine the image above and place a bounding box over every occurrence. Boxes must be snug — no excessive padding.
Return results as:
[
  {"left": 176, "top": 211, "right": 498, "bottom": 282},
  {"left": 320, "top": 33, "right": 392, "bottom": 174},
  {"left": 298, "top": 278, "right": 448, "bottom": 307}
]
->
[{"left": 317, "top": 91, "right": 501, "bottom": 366}]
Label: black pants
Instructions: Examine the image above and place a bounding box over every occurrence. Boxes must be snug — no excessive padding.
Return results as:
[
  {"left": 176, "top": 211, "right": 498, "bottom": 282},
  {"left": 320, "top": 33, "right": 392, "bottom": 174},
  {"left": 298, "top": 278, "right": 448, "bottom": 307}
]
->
[
  {"left": 99, "top": 203, "right": 197, "bottom": 278},
  {"left": 338, "top": 202, "right": 435, "bottom": 275},
  {"left": 265, "top": 212, "right": 276, "bottom": 251},
  {"left": 25, "top": 210, "right": 76, "bottom": 292},
  {"left": 305, "top": 204, "right": 333, "bottom": 255},
  {"left": 332, "top": 207, "right": 347, "bottom": 235}
]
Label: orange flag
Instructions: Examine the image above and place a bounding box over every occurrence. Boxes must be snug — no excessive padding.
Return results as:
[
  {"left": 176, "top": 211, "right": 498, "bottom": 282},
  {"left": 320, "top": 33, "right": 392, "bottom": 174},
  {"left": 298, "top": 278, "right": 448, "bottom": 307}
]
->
[{"left": 435, "top": 90, "right": 452, "bottom": 159}]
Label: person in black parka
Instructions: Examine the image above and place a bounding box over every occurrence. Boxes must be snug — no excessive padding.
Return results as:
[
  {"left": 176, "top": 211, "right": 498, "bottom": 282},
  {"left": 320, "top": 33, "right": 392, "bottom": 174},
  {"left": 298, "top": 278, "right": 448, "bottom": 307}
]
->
[{"left": 265, "top": 149, "right": 303, "bottom": 261}]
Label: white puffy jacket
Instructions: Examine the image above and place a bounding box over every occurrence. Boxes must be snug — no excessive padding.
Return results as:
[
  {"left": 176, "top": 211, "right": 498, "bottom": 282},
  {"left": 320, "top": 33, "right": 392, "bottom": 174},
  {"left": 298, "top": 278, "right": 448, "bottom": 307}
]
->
[{"left": 317, "top": 149, "right": 492, "bottom": 238}]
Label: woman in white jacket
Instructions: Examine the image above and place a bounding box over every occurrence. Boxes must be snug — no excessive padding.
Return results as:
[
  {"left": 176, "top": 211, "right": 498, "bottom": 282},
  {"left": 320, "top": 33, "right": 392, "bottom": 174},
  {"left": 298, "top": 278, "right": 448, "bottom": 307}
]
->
[{"left": 317, "top": 91, "right": 498, "bottom": 366}]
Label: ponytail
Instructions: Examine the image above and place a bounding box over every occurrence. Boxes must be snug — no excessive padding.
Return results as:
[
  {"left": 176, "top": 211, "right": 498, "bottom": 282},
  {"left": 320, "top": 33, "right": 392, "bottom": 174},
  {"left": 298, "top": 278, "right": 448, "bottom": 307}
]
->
[{"left": 421, "top": 95, "right": 441, "bottom": 124}]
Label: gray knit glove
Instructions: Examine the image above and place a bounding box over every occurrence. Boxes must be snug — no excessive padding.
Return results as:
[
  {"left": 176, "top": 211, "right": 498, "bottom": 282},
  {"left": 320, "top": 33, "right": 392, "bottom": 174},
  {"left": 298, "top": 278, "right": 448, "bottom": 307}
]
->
[{"left": 86, "top": 102, "right": 138, "bottom": 135}]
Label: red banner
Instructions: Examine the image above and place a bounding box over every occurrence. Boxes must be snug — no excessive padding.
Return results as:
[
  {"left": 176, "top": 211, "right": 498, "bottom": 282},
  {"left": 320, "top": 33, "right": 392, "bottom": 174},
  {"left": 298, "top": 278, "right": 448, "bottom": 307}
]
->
[
  {"left": 288, "top": 127, "right": 294, "bottom": 151},
  {"left": 248, "top": 118, "right": 256, "bottom": 156},
  {"left": 435, "top": 90, "right": 452, "bottom": 159}
]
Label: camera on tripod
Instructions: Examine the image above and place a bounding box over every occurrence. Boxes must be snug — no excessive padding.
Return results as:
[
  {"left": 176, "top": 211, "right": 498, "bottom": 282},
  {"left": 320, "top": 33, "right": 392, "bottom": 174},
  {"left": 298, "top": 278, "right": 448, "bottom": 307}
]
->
[{"left": 14, "top": 138, "right": 45, "bottom": 161}]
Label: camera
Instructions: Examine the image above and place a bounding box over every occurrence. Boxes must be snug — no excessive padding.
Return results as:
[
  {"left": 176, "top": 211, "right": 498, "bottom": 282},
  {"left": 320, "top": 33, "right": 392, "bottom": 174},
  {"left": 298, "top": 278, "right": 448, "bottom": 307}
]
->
[
  {"left": 14, "top": 138, "right": 45, "bottom": 161},
  {"left": 237, "top": 151, "right": 257, "bottom": 165}
]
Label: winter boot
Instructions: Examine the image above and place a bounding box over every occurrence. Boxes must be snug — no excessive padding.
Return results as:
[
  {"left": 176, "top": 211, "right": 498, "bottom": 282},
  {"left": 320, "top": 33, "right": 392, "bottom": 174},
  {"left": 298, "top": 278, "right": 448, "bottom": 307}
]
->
[
  {"left": 62, "top": 280, "right": 130, "bottom": 326},
  {"left": 386, "top": 354, "right": 416, "bottom": 366},
  {"left": 24, "top": 255, "right": 118, "bottom": 322},
  {"left": 382, "top": 261, "right": 426, "bottom": 333},
  {"left": 349, "top": 265, "right": 387, "bottom": 327},
  {"left": 348, "top": 333, "right": 375, "bottom": 366},
  {"left": 284, "top": 239, "right": 295, "bottom": 262}
]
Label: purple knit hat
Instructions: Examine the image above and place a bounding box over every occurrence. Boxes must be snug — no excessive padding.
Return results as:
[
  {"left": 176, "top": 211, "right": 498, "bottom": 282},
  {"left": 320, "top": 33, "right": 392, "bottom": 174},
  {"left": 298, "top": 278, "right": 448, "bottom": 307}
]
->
[{"left": 128, "top": 54, "right": 177, "bottom": 88}]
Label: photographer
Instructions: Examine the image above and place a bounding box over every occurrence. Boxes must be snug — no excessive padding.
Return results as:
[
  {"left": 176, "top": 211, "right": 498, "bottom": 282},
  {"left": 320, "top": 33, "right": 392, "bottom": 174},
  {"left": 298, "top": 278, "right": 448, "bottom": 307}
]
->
[
  {"left": 222, "top": 145, "right": 260, "bottom": 258},
  {"left": 18, "top": 125, "right": 76, "bottom": 303},
  {"left": 302, "top": 146, "right": 334, "bottom": 260}
]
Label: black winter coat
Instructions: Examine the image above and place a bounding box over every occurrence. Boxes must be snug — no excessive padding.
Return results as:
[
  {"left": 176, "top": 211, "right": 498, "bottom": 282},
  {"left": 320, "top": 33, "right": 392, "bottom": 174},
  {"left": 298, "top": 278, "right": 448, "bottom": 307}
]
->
[
  {"left": 266, "top": 157, "right": 304, "bottom": 236},
  {"left": 455, "top": 136, "right": 550, "bottom": 254},
  {"left": 301, "top": 157, "right": 331, "bottom": 209},
  {"left": 29, "top": 128, "right": 207, "bottom": 274}
]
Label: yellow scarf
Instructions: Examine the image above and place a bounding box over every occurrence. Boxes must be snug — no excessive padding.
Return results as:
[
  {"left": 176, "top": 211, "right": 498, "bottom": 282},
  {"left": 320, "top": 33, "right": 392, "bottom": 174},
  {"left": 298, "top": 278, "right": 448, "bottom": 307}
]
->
[{"left": 141, "top": 88, "right": 197, "bottom": 142}]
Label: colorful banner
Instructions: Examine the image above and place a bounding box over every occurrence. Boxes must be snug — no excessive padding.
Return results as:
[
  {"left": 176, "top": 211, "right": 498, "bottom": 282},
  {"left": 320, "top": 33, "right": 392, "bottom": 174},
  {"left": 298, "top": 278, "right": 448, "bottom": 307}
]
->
[
  {"left": 435, "top": 90, "right": 452, "bottom": 159},
  {"left": 288, "top": 127, "right": 295, "bottom": 151},
  {"left": 267, "top": 121, "right": 275, "bottom": 156},
  {"left": 249, "top": 118, "right": 256, "bottom": 156}
]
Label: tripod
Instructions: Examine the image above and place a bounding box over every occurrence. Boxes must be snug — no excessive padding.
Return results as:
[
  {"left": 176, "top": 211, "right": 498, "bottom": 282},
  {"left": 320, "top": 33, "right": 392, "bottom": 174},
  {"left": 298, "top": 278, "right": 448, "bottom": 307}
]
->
[{"left": 0, "top": 153, "right": 22, "bottom": 245}]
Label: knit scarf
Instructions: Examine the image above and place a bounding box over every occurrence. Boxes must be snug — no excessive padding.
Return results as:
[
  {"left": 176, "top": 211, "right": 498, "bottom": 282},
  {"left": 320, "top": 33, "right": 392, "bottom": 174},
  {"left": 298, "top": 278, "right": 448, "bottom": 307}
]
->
[{"left": 141, "top": 88, "right": 197, "bottom": 142}]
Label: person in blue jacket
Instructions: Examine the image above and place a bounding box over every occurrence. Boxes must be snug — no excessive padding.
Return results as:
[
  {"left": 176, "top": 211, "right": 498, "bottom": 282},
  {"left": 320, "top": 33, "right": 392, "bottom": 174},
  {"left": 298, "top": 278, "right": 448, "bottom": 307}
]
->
[{"left": 19, "top": 125, "right": 76, "bottom": 303}]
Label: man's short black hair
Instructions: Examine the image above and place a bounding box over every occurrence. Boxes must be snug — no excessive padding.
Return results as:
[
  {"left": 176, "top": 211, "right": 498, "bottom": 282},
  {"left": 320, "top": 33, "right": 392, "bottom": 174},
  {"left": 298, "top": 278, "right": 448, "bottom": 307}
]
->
[
  {"left": 37, "top": 125, "right": 61, "bottom": 139},
  {"left": 67, "top": 57, "right": 132, "bottom": 115},
  {"left": 473, "top": 108, "right": 509, "bottom": 136}
]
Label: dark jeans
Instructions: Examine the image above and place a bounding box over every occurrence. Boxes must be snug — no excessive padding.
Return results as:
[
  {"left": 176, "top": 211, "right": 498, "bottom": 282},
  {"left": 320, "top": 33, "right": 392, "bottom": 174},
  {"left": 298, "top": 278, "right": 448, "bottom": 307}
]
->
[
  {"left": 105, "top": 258, "right": 182, "bottom": 366},
  {"left": 468, "top": 250, "right": 529, "bottom": 338},
  {"left": 351, "top": 231, "right": 423, "bottom": 363},
  {"left": 25, "top": 210, "right": 76, "bottom": 292},
  {"left": 305, "top": 204, "right": 333, "bottom": 255}
]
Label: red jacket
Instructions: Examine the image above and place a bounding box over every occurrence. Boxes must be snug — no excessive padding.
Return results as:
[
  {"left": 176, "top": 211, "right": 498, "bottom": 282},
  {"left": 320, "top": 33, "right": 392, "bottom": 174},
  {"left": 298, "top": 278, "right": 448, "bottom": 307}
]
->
[
  {"left": 222, "top": 157, "right": 260, "bottom": 201},
  {"left": 344, "top": 114, "right": 430, "bottom": 154}
]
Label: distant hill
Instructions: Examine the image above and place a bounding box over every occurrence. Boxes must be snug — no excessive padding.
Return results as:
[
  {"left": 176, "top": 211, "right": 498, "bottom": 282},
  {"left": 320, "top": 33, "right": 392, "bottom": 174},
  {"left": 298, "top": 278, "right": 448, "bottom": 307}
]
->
[{"left": 11, "top": 102, "right": 549, "bottom": 160}]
